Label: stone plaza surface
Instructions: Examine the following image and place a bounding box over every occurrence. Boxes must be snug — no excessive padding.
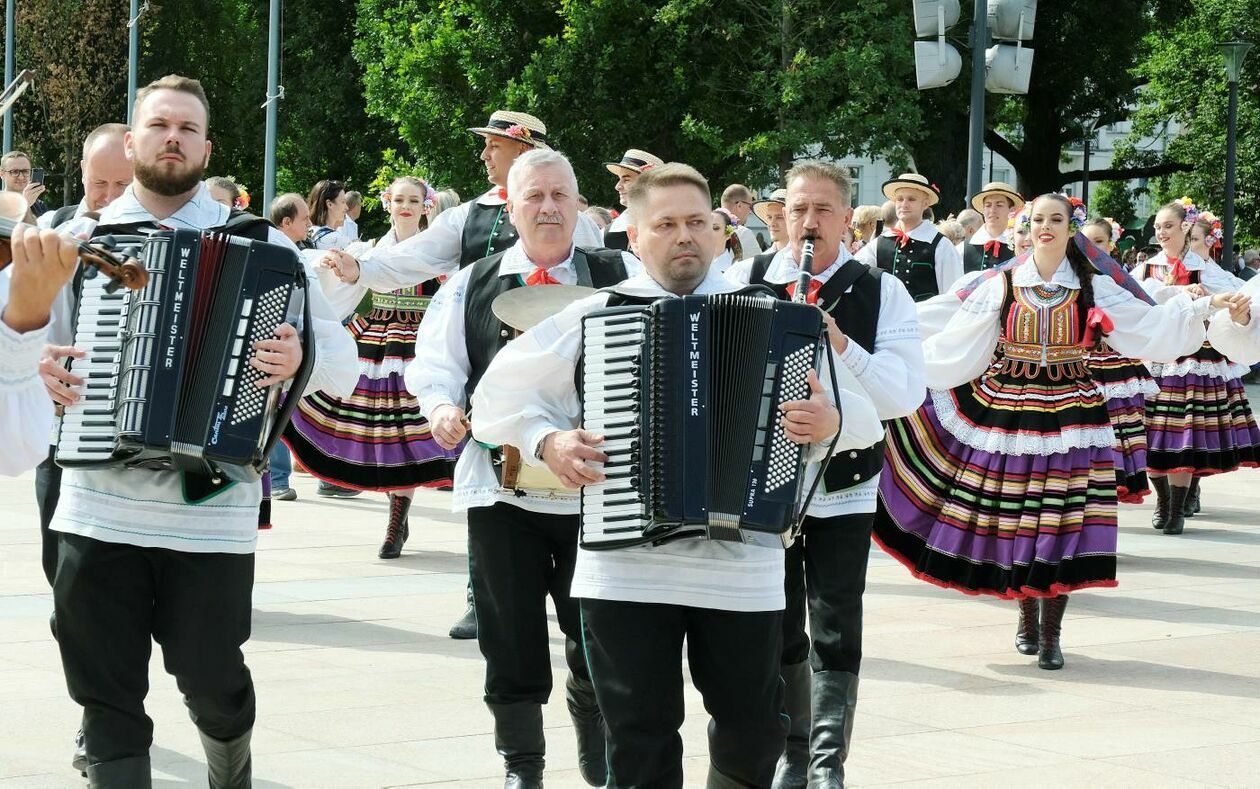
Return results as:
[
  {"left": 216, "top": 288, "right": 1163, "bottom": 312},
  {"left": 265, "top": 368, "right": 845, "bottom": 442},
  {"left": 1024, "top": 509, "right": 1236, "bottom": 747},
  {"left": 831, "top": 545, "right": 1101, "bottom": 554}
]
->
[{"left": 1, "top": 465, "right": 1258, "bottom": 788}]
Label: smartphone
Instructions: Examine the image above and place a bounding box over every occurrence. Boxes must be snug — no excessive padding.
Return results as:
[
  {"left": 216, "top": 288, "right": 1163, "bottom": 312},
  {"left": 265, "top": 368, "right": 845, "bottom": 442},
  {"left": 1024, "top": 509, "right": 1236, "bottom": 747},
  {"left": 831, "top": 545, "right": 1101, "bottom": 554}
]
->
[{"left": 31, "top": 167, "right": 43, "bottom": 184}]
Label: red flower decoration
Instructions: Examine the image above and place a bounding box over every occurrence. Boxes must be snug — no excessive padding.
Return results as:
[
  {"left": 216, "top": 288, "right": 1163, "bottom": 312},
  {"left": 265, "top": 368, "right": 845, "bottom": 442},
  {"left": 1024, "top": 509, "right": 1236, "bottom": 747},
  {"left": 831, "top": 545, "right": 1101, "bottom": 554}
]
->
[{"left": 506, "top": 124, "right": 532, "bottom": 140}]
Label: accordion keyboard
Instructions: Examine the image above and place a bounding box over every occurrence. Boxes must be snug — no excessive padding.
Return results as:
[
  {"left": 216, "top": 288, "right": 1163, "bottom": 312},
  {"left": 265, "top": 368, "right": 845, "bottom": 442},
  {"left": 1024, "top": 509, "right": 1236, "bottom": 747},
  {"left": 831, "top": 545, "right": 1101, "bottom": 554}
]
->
[
  {"left": 57, "top": 273, "right": 128, "bottom": 462},
  {"left": 580, "top": 309, "right": 651, "bottom": 544}
]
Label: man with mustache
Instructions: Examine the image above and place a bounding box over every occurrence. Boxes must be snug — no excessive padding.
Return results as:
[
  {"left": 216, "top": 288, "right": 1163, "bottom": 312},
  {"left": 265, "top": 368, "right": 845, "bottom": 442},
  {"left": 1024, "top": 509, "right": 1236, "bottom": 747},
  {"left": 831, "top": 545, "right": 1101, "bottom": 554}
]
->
[
  {"left": 320, "top": 109, "right": 606, "bottom": 640},
  {"left": 472, "top": 163, "right": 883, "bottom": 788},
  {"left": 46, "top": 75, "right": 357, "bottom": 788},
  {"left": 727, "top": 161, "right": 925, "bottom": 789},
  {"left": 406, "top": 149, "right": 636, "bottom": 788}
]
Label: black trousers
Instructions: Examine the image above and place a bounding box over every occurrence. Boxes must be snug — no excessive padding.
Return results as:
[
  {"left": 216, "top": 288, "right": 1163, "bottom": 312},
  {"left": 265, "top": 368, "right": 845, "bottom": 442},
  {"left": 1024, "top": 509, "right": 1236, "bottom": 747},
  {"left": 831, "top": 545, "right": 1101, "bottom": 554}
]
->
[
  {"left": 34, "top": 447, "right": 62, "bottom": 587},
  {"left": 781, "top": 513, "right": 875, "bottom": 673},
  {"left": 53, "top": 532, "right": 256, "bottom": 765},
  {"left": 467, "top": 502, "right": 588, "bottom": 705},
  {"left": 581, "top": 598, "right": 786, "bottom": 788}
]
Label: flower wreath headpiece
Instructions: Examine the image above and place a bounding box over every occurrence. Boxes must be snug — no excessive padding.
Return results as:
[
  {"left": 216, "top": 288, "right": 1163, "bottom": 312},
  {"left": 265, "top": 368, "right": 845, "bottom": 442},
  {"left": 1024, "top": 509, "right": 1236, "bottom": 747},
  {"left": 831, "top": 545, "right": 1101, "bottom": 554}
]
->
[{"left": 1014, "top": 194, "right": 1087, "bottom": 234}]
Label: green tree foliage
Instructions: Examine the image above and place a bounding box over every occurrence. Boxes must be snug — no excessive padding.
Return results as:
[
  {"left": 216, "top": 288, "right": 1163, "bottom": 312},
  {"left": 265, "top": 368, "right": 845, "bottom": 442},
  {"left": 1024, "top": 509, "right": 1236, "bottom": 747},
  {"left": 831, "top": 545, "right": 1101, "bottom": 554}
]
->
[
  {"left": 1091, "top": 178, "right": 1137, "bottom": 226},
  {"left": 354, "top": 0, "right": 922, "bottom": 206},
  {"left": 1120, "top": 0, "right": 1259, "bottom": 245}
]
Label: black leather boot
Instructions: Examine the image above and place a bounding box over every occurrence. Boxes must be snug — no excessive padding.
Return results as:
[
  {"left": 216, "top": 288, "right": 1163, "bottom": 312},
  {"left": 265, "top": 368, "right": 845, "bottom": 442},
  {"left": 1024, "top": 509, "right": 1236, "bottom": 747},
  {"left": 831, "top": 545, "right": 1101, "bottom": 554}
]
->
[
  {"left": 772, "top": 661, "right": 812, "bottom": 789},
  {"left": 449, "top": 583, "right": 477, "bottom": 639},
  {"left": 1165, "top": 485, "right": 1189, "bottom": 535},
  {"left": 707, "top": 760, "right": 753, "bottom": 788},
  {"left": 1150, "top": 476, "right": 1170, "bottom": 530},
  {"left": 378, "top": 494, "right": 411, "bottom": 559},
  {"left": 72, "top": 728, "right": 87, "bottom": 775},
  {"left": 86, "top": 755, "right": 152, "bottom": 788},
  {"left": 200, "top": 728, "right": 252, "bottom": 789},
  {"left": 1038, "top": 595, "right": 1068, "bottom": 670},
  {"left": 489, "top": 701, "right": 545, "bottom": 788},
  {"left": 1183, "top": 478, "right": 1201, "bottom": 517},
  {"left": 565, "top": 674, "right": 606, "bottom": 786},
  {"left": 1016, "top": 598, "right": 1040, "bottom": 655},
  {"left": 807, "top": 671, "right": 858, "bottom": 789}
]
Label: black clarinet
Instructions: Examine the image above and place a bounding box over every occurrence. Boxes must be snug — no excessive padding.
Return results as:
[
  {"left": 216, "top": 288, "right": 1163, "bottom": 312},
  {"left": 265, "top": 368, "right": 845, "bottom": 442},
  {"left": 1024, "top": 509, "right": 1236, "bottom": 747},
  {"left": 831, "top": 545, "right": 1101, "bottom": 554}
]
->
[{"left": 793, "top": 235, "right": 816, "bottom": 303}]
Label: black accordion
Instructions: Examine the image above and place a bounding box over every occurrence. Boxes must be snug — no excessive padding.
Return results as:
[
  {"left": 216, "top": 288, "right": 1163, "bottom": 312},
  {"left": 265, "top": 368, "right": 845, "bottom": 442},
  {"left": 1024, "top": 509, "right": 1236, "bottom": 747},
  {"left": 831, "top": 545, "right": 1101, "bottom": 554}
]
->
[
  {"left": 56, "top": 229, "right": 314, "bottom": 482},
  {"left": 579, "top": 292, "right": 825, "bottom": 550}
]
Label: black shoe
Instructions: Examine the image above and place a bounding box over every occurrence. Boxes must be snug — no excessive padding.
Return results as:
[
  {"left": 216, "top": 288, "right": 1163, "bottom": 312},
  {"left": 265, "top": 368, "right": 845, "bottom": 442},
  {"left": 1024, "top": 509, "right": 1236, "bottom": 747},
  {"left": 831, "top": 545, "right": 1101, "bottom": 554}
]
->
[
  {"left": 86, "top": 755, "right": 152, "bottom": 788},
  {"left": 772, "top": 661, "right": 811, "bottom": 789},
  {"left": 565, "top": 674, "right": 606, "bottom": 786},
  {"left": 378, "top": 494, "right": 411, "bottom": 559},
  {"left": 200, "top": 728, "right": 252, "bottom": 789},
  {"left": 72, "top": 729, "right": 87, "bottom": 776},
  {"left": 1016, "top": 598, "right": 1040, "bottom": 655},
  {"left": 273, "top": 486, "right": 297, "bottom": 501},
  {"left": 489, "top": 701, "right": 545, "bottom": 789},
  {"left": 1150, "top": 476, "right": 1170, "bottom": 530},
  {"left": 317, "top": 482, "right": 361, "bottom": 498},
  {"left": 1038, "top": 595, "right": 1068, "bottom": 670},
  {"left": 807, "top": 671, "right": 858, "bottom": 788},
  {"left": 1183, "top": 478, "right": 1201, "bottom": 517},
  {"left": 450, "top": 585, "right": 477, "bottom": 639},
  {"left": 1165, "top": 485, "right": 1189, "bottom": 535}
]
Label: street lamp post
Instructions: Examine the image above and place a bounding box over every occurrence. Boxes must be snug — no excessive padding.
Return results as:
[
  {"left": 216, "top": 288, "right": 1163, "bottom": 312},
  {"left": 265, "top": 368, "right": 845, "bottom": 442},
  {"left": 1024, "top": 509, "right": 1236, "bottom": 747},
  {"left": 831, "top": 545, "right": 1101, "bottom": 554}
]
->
[
  {"left": 1220, "top": 40, "right": 1253, "bottom": 269},
  {"left": 1081, "top": 117, "right": 1102, "bottom": 206}
]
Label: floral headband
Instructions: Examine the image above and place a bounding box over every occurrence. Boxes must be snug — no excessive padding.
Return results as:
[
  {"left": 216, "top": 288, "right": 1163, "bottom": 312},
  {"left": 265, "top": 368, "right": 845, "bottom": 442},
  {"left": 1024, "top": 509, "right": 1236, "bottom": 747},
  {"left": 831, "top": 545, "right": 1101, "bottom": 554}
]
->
[
  {"left": 1198, "top": 210, "right": 1223, "bottom": 249},
  {"left": 1014, "top": 194, "right": 1087, "bottom": 234},
  {"left": 1174, "top": 196, "right": 1200, "bottom": 227},
  {"left": 1104, "top": 217, "right": 1123, "bottom": 245},
  {"left": 381, "top": 180, "right": 438, "bottom": 210},
  {"left": 234, "top": 184, "right": 250, "bottom": 211}
]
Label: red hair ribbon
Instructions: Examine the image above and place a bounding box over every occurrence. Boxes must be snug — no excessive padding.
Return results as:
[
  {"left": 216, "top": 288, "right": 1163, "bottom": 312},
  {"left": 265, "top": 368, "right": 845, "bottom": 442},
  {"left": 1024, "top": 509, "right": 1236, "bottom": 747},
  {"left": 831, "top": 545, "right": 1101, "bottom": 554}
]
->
[
  {"left": 1081, "top": 307, "right": 1114, "bottom": 347},
  {"left": 889, "top": 227, "right": 911, "bottom": 249},
  {"left": 1166, "top": 257, "right": 1190, "bottom": 286},
  {"left": 786, "top": 279, "right": 823, "bottom": 305},
  {"left": 525, "top": 267, "right": 561, "bottom": 286},
  {"left": 983, "top": 239, "right": 1003, "bottom": 257}
]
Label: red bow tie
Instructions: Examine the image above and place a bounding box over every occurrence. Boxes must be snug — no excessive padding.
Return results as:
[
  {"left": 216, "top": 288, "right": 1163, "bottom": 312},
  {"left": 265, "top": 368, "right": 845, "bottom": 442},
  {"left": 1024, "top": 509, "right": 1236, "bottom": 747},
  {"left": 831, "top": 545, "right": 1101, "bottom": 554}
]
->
[
  {"left": 983, "top": 239, "right": 1004, "bottom": 257},
  {"left": 1165, "top": 257, "right": 1191, "bottom": 286},
  {"left": 1081, "top": 307, "right": 1114, "bottom": 347},
  {"left": 786, "top": 278, "right": 824, "bottom": 305},
  {"left": 889, "top": 228, "right": 911, "bottom": 249},
  {"left": 496, "top": 187, "right": 508, "bottom": 201},
  {"left": 524, "top": 266, "right": 562, "bottom": 286}
]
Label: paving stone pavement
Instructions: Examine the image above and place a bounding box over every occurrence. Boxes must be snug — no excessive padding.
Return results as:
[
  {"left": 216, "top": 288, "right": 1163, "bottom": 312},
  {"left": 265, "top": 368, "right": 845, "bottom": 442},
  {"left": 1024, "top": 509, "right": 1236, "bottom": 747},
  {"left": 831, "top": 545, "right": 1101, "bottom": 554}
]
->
[{"left": 1, "top": 463, "right": 1258, "bottom": 788}]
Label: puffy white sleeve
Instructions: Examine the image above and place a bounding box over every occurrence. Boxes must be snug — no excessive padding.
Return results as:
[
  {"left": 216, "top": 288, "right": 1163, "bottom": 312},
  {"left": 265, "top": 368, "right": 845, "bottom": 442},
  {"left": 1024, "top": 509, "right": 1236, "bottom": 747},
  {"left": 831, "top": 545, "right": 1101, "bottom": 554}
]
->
[
  {"left": 854, "top": 240, "right": 878, "bottom": 267},
  {"left": 470, "top": 295, "right": 604, "bottom": 465},
  {"left": 1201, "top": 262, "right": 1246, "bottom": 295},
  {"left": 574, "top": 212, "right": 606, "bottom": 249},
  {"left": 921, "top": 273, "right": 1004, "bottom": 389},
  {"left": 1207, "top": 275, "right": 1260, "bottom": 366},
  {"left": 619, "top": 251, "right": 644, "bottom": 279},
  {"left": 305, "top": 249, "right": 366, "bottom": 320},
  {"left": 1091, "top": 275, "right": 1210, "bottom": 362},
  {"left": 405, "top": 268, "right": 475, "bottom": 418},
  {"left": 934, "top": 239, "right": 963, "bottom": 294},
  {"left": 0, "top": 309, "right": 54, "bottom": 476},
  {"left": 268, "top": 228, "right": 358, "bottom": 398},
  {"left": 356, "top": 202, "right": 467, "bottom": 293},
  {"left": 723, "top": 258, "right": 754, "bottom": 285},
  {"left": 836, "top": 275, "right": 925, "bottom": 420},
  {"left": 811, "top": 348, "right": 883, "bottom": 460}
]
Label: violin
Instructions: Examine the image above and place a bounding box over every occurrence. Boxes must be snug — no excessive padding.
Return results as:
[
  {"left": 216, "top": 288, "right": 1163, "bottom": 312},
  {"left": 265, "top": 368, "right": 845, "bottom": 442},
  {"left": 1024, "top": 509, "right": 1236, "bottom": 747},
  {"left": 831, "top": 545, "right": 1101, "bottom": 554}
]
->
[{"left": 0, "top": 191, "right": 149, "bottom": 292}]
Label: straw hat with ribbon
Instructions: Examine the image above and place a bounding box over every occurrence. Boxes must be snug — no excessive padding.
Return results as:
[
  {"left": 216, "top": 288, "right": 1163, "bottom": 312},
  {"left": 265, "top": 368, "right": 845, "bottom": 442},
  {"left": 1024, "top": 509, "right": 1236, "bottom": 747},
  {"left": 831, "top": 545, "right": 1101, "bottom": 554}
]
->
[
  {"left": 752, "top": 188, "right": 788, "bottom": 225},
  {"left": 881, "top": 173, "right": 940, "bottom": 207},
  {"left": 605, "top": 149, "right": 664, "bottom": 177},
  {"left": 970, "top": 181, "right": 1024, "bottom": 213},
  {"left": 467, "top": 110, "right": 551, "bottom": 150}
]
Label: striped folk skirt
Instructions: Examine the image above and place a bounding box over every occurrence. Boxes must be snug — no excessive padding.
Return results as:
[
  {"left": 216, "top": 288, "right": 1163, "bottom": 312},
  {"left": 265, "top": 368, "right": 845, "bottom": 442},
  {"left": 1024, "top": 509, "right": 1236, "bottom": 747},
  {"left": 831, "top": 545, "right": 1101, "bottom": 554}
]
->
[
  {"left": 1088, "top": 345, "right": 1158, "bottom": 503},
  {"left": 284, "top": 308, "right": 458, "bottom": 491},
  {"left": 874, "top": 358, "right": 1120, "bottom": 600},
  {"left": 1144, "top": 343, "right": 1260, "bottom": 476}
]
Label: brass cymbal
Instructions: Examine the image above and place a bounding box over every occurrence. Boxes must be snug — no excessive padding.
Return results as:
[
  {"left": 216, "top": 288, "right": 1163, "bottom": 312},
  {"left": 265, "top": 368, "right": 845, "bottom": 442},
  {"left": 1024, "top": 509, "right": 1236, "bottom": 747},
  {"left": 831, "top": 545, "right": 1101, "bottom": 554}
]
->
[{"left": 492, "top": 284, "right": 597, "bottom": 332}]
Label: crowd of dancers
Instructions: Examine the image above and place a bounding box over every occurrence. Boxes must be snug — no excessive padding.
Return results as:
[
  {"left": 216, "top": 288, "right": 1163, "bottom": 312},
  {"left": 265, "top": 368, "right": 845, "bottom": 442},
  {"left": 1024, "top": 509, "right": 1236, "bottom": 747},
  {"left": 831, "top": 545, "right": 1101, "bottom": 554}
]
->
[{"left": 2, "top": 73, "right": 1260, "bottom": 789}]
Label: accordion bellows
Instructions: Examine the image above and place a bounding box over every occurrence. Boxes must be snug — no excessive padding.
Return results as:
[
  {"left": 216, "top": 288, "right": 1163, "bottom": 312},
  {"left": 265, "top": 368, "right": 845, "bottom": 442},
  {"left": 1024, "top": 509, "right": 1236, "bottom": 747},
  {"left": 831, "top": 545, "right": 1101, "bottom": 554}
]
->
[{"left": 579, "top": 292, "right": 824, "bottom": 550}]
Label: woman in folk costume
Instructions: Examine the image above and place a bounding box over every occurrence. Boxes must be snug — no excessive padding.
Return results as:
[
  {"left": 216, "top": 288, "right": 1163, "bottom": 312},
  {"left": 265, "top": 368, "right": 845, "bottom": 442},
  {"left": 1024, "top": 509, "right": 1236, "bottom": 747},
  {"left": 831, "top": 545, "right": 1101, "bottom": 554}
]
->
[
  {"left": 285, "top": 176, "right": 461, "bottom": 558},
  {"left": 1133, "top": 199, "right": 1260, "bottom": 533},
  {"left": 1189, "top": 211, "right": 1223, "bottom": 265},
  {"left": 1082, "top": 216, "right": 1158, "bottom": 503},
  {"left": 874, "top": 193, "right": 1229, "bottom": 670}
]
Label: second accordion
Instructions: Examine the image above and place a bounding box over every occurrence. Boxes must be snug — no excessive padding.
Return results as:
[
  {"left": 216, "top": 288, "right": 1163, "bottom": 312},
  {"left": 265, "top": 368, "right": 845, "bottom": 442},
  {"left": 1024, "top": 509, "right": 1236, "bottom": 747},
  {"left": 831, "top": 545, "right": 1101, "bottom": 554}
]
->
[
  {"left": 579, "top": 291, "right": 825, "bottom": 550},
  {"left": 56, "top": 229, "right": 314, "bottom": 482}
]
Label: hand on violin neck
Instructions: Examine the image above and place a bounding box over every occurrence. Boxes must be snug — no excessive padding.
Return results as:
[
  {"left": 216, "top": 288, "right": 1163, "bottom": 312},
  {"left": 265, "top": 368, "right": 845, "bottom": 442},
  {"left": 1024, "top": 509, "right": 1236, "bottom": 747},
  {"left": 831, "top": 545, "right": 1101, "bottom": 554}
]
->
[{"left": 3, "top": 223, "right": 78, "bottom": 334}]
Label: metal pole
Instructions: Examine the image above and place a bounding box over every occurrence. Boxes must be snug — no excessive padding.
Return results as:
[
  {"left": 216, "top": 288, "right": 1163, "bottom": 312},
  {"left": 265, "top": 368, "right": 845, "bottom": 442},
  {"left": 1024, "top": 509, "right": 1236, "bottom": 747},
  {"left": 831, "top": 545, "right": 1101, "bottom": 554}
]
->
[
  {"left": 126, "top": 0, "right": 139, "bottom": 123},
  {"left": 1222, "top": 78, "right": 1240, "bottom": 268},
  {"left": 1082, "top": 136, "right": 1091, "bottom": 206},
  {"left": 3, "top": 0, "right": 14, "bottom": 151},
  {"left": 262, "top": 0, "right": 280, "bottom": 213},
  {"left": 966, "top": 0, "right": 987, "bottom": 199}
]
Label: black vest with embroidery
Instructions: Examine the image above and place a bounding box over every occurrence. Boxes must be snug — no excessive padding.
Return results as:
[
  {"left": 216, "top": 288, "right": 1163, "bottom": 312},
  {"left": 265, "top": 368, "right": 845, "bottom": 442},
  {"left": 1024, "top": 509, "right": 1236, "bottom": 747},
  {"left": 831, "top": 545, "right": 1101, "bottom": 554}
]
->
[
  {"left": 463, "top": 247, "right": 628, "bottom": 400},
  {"left": 875, "top": 232, "right": 943, "bottom": 302},
  {"left": 962, "top": 237, "right": 1015, "bottom": 274},
  {"left": 459, "top": 200, "right": 518, "bottom": 268},
  {"left": 749, "top": 252, "right": 886, "bottom": 493}
]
